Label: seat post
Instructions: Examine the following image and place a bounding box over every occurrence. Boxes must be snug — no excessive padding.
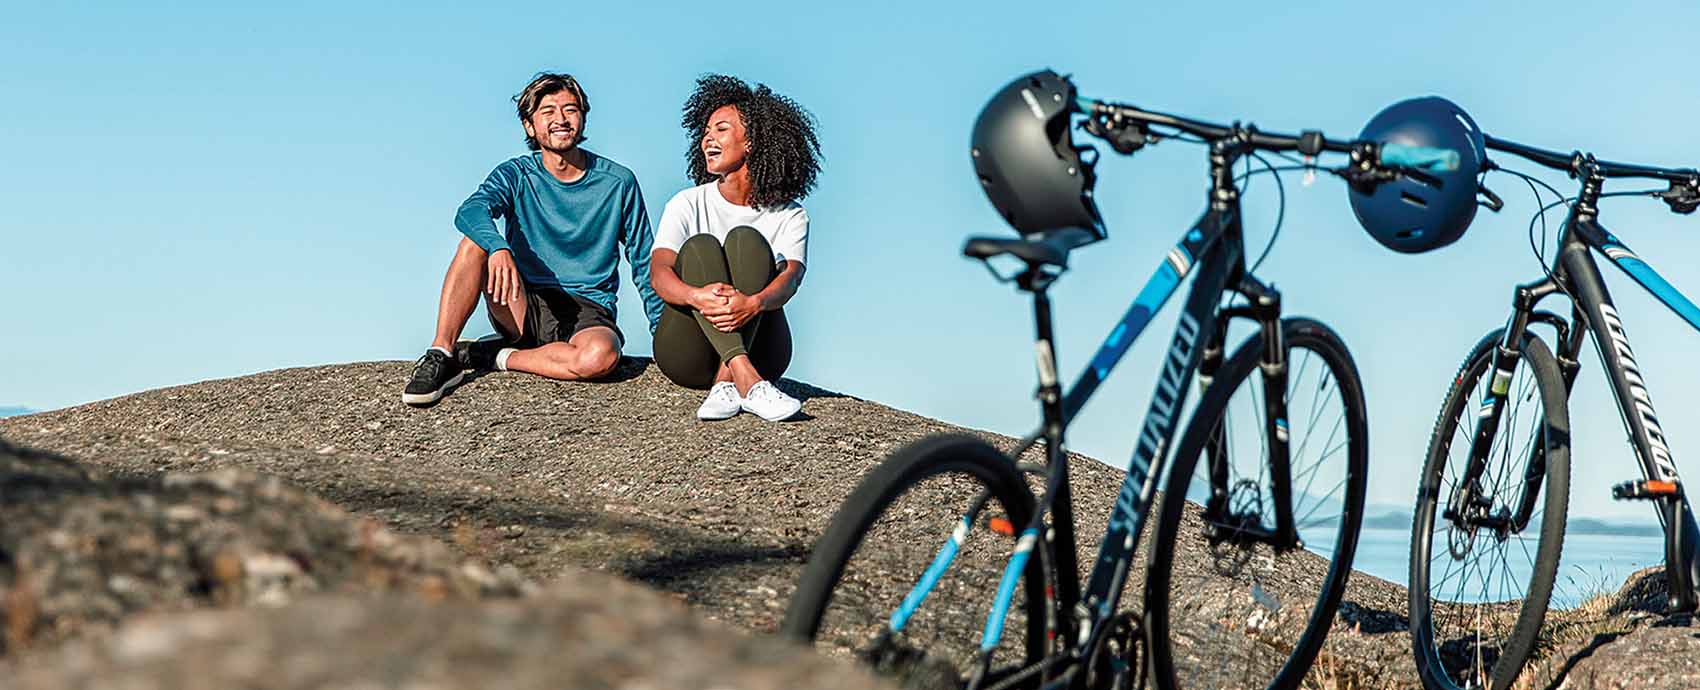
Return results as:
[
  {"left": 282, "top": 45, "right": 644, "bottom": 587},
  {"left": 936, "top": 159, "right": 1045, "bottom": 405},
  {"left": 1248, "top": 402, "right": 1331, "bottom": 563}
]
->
[
  {"left": 1027, "top": 276, "right": 1085, "bottom": 634},
  {"left": 1028, "top": 281, "right": 1064, "bottom": 434}
]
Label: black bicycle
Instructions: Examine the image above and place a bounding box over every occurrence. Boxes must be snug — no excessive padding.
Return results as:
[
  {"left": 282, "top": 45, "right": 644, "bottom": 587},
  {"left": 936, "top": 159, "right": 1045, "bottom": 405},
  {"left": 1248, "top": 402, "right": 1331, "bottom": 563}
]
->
[
  {"left": 781, "top": 71, "right": 1458, "bottom": 690},
  {"left": 1407, "top": 136, "right": 1700, "bottom": 690}
]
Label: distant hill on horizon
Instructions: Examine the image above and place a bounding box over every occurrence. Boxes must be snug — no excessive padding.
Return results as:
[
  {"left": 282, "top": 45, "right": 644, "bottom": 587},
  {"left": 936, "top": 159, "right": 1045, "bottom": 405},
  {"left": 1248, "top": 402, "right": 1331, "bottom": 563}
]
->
[{"left": 1362, "top": 510, "right": 1663, "bottom": 538}]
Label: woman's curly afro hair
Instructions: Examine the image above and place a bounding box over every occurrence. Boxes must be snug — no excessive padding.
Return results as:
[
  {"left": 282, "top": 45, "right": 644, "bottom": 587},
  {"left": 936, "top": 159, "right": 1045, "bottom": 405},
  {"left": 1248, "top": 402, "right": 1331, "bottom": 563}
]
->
[{"left": 682, "top": 74, "right": 822, "bottom": 209}]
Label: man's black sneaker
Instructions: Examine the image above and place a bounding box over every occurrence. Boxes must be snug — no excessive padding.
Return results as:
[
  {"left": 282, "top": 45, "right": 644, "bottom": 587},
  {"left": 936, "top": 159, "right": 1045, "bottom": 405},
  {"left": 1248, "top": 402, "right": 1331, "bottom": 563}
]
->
[
  {"left": 401, "top": 349, "right": 465, "bottom": 406},
  {"left": 457, "top": 335, "right": 508, "bottom": 371}
]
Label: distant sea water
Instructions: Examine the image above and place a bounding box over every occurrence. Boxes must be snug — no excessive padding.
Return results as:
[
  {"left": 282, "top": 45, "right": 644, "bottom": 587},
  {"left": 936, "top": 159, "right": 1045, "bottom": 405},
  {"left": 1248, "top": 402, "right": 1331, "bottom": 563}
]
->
[
  {"left": 0, "top": 406, "right": 37, "bottom": 418},
  {"left": 1180, "top": 486, "right": 1666, "bottom": 610},
  {"left": 1349, "top": 525, "right": 1665, "bottom": 609}
]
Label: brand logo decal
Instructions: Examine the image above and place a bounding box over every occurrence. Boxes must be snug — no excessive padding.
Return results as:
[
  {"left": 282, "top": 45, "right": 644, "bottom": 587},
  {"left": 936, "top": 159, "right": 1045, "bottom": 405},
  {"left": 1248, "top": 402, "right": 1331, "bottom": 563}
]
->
[
  {"left": 1110, "top": 311, "right": 1202, "bottom": 533},
  {"left": 1600, "top": 304, "right": 1678, "bottom": 479}
]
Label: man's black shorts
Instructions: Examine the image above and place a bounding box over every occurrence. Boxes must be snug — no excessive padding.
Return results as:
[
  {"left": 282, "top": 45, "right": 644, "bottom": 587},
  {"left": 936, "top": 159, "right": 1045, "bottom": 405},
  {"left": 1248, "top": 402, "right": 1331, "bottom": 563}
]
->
[{"left": 489, "top": 286, "right": 623, "bottom": 348}]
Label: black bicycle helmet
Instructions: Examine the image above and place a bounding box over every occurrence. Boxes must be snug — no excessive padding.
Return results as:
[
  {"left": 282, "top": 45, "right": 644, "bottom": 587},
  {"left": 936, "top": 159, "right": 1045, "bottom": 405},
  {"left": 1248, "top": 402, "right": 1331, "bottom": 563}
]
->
[
  {"left": 970, "top": 70, "right": 1106, "bottom": 242},
  {"left": 1348, "top": 96, "right": 1486, "bottom": 254}
]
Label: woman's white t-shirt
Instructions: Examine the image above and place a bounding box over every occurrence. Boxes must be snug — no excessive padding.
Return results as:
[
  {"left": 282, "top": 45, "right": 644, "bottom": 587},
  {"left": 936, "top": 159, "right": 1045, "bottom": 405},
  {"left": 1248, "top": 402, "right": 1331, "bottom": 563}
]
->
[{"left": 654, "top": 182, "right": 809, "bottom": 267}]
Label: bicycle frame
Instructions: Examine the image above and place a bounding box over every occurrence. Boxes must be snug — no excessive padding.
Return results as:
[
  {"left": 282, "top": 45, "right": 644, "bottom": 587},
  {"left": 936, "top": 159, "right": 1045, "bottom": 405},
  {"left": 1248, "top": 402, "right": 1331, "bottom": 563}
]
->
[
  {"left": 1458, "top": 158, "right": 1700, "bottom": 612},
  {"left": 885, "top": 94, "right": 1422, "bottom": 688},
  {"left": 963, "top": 138, "right": 1303, "bottom": 688}
]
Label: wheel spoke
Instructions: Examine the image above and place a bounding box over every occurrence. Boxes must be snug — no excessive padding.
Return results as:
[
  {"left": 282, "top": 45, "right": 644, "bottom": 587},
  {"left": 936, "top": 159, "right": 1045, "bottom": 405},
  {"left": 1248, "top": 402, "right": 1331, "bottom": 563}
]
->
[
  {"left": 1154, "top": 331, "right": 1363, "bottom": 689},
  {"left": 1413, "top": 338, "right": 1566, "bottom": 690}
]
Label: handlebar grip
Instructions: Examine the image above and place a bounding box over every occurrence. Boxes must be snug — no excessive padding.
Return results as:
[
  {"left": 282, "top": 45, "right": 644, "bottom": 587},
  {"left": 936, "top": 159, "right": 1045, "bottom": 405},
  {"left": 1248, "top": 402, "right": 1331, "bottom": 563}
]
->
[{"left": 1380, "top": 144, "right": 1461, "bottom": 172}]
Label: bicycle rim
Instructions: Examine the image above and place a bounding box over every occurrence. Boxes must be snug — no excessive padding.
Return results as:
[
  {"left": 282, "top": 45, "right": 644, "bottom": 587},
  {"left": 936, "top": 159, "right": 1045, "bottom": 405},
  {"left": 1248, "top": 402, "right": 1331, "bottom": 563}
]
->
[
  {"left": 1148, "top": 319, "right": 1368, "bottom": 690},
  {"left": 782, "top": 435, "right": 1048, "bottom": 689},
  {"left": 1410, "top": 332, "right": 1569, "bottom": 690}
]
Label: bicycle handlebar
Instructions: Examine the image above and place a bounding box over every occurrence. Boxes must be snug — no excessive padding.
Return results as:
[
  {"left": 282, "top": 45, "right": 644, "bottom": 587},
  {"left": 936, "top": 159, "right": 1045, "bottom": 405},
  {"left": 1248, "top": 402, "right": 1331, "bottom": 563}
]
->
[
  {"left": 1076, "top": 96, "right": 1461, "bottom": 173},
  {"left": 1076, "top": 97, "right": 1355, "bottom": 155},
  {"left": 1486, "top": 134, "right": 1698, "bottom": 183}
]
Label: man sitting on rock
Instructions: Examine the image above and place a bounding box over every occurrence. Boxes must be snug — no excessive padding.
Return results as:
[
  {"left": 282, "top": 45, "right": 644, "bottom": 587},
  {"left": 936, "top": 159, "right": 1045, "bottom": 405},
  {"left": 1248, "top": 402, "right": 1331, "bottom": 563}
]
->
[{"left": 403, "top": 73, "right": 663, "bottom": 406}]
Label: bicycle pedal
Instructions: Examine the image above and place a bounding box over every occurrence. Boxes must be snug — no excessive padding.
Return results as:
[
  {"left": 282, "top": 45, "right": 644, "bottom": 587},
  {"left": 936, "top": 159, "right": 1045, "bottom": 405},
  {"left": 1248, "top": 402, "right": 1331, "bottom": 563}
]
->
[{"left": 1612, "top": 479, "right": 1683, "bottom": 501}]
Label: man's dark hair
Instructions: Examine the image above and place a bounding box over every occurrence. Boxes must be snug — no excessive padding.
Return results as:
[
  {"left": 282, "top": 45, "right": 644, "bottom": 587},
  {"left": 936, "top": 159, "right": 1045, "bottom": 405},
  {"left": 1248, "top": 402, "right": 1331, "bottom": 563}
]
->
[
  {"left": 514, "top": 73, "right": 591, "bottom": 151},
  {"left": 682, "top": 74, "right": 822, "bottom": 209}
]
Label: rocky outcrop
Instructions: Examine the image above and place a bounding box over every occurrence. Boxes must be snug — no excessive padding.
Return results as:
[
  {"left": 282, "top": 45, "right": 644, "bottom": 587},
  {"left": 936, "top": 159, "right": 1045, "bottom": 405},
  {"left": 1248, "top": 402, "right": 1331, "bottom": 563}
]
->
[
  {"left": 0, "top": 439, "right": 529, "bottom": 657},
  {"left": 7, "top": 576, "right": 888, "bottom": 690},
  {"left": 1506, "top": 567, "right": 1700, "bottom": 690},
  {"left": 3, "top": 358, "right": 1692, "bottom": 688}
]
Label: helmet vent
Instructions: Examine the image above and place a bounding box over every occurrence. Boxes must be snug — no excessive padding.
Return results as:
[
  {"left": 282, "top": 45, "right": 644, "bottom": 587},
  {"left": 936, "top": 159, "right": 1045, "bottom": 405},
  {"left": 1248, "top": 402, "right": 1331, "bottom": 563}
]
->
[
  {"left": 971, "top": 71, "right": 1106, "bottom": 242},
  {"left": 1454, "top": 112, "right": 1478, "bottom": 134},
  {"left": 1348, "top": 95, "right": 1483, "bottom": 254}
]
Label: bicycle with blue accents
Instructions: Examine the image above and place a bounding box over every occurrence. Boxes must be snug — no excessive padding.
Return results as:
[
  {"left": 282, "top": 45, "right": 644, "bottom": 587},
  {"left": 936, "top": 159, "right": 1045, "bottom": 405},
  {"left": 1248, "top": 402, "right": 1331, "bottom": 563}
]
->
[
  {"left": 781, "top": 70, "right": 1461, "bottom": 690},
  {"left": 1407, "top": 137, "right": 1700, "bottom": 690}
]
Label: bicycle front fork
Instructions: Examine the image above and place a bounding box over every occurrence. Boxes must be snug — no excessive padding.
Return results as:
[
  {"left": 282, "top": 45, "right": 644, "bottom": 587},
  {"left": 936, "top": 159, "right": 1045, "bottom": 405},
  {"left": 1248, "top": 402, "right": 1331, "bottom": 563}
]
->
[
  {"left": 1460, "top": 303, "right": 1700, "bottom": 613},
  {"left": 1199, "top": 278, "right": 1301, "bottom": 552}
]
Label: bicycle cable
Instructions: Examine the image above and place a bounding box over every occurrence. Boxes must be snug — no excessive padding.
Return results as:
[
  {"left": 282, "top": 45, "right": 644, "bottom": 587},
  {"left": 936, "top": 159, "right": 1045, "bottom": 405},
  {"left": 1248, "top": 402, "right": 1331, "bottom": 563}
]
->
[
  {"left": 1265, "top": 150, "right": 1310, "bottom": 168},
  {"left": 1084, "top": 115, "right": 1364, "bottom": 278},
  {"left": 1492, "top": 166, "right": 1572, "bottom": 301},
  {"left": 1497, "top": 163, "right": 1666, "bottom": 308},
  {"left": 1244, "top": 152, "right": 1287, "bottom": 274}
]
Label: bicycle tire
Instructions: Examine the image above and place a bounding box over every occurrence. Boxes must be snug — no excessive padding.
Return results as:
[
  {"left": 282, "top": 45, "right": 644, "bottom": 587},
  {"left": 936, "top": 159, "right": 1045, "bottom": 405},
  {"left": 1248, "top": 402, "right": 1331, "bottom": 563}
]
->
[
  {"left": 1146, "top": 317, "right": 1369, "bottom": 690},
  {"left": 782, "top": 433, "right": 1049, "bottom": 689},
  {"left": 1409, "top": 330, "right": 1570, "bottom": 690}
]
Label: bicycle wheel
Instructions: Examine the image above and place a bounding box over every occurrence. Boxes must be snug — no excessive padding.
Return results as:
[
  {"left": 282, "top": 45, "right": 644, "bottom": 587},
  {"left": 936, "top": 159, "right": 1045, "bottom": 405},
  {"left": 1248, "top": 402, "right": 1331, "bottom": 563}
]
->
[
  {"left": 1410, "top": 330, "right": 1570, "bottom": 690},
  {"left": 781, "top": 434, "right": 1049, "bottom": 689},
  {"left": 1146, "top": 317, "right": 1369, "bottom": 690}
]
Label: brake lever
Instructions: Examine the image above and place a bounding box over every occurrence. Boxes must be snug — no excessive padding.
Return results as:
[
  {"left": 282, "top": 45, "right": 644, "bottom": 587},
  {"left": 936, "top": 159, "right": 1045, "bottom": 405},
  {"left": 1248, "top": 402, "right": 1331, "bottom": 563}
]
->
[
  {"left": 1657, "top": 176, "right": 1700, "bottom": 215},
  {"left": 1339, "top": 142, "right": 1458, "bottom": 195},
  {"left": 1337, "top": 161, "right": 1397, "bottom": 196},
  {"left": 1082, "top": 113, "right": 1147, "bottom": 155},
  {"left": 1477, "top": 183, "right": 1505, "bottom": 213}
]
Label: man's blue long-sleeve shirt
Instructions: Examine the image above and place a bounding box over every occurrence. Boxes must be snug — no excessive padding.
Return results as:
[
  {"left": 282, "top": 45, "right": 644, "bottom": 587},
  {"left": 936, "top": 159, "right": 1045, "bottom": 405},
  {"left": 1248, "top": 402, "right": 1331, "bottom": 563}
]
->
[{"left": 454, "top": 150, "right": 663, "bottom": 333}]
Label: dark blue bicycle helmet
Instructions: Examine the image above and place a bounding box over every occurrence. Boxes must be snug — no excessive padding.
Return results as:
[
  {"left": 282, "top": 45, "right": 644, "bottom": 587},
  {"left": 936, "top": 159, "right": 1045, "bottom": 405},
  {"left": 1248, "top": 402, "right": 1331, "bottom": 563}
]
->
[
  {"left": 1348, "top": 96, "right": 1486, "bottom": 253},
  {"left": 970, "top": 70, "right": 1106, "bottom": 242}
]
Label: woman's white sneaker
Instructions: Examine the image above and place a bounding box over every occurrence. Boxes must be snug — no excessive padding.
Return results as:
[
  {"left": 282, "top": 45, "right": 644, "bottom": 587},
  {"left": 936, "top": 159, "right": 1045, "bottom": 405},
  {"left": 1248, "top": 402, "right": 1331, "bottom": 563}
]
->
[
  {"left": 740, "top": 381, "right": 801, "bottom": 421},
  {"left": 697, "top": 382, "right": 744, "bottom": 421}
]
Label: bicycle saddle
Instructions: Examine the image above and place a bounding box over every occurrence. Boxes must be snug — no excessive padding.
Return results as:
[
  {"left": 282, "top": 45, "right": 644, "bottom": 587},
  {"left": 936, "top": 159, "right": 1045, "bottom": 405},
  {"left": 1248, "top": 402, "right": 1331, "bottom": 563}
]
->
[{"left": 962, "top": 227, "right": 1098, "bottom": 270}]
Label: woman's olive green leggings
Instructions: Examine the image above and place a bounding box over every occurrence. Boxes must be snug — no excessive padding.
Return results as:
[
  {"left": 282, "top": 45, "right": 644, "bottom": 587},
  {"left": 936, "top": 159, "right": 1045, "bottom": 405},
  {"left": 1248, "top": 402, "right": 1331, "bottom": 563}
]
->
[{"left": 653, "top": 226, "right": 793, "bottom": 390}]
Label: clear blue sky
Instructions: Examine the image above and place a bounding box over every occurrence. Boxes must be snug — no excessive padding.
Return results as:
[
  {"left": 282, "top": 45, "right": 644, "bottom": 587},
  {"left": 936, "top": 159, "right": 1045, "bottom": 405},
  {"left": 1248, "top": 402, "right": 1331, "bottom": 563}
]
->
[{"left": 4, "top": 1, "right": 1699, "bottom": 522}]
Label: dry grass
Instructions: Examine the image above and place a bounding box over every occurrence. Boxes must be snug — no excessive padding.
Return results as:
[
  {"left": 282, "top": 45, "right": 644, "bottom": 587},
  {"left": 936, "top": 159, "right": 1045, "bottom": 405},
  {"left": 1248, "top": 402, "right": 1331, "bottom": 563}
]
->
[
  {"left": 3, "top": 569, "right": 36, "bottom": 654},
  {"left": 1303, "top": 651, "right": 1370, "bottom": 690},
  {"left": 1531, "top": 565, "right": 1634, "bottom": 656},
  {"left": 1506, "top": 565, "right": 1644, "bottom": 690}
]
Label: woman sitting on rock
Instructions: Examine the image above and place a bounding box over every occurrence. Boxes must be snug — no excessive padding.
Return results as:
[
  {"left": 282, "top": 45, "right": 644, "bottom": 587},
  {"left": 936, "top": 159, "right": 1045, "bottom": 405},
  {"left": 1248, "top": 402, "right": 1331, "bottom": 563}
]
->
[{"left": 650, "top": 74, "right": 821, "bottom": 422}]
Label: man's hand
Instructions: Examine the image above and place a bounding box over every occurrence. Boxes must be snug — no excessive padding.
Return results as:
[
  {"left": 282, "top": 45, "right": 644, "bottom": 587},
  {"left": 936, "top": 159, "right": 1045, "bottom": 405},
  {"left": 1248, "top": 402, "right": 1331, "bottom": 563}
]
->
[
  {"left": 688, "top": 284, "right": 733, "bottom": 313},
  {"left": 704, "top": 291, "right": 762, "bottom": 332},
  {"left": 486, "top": 250, "right": 522, "bottom": 306}
]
